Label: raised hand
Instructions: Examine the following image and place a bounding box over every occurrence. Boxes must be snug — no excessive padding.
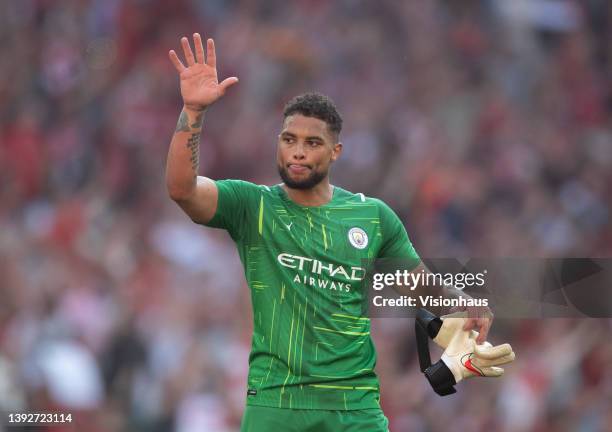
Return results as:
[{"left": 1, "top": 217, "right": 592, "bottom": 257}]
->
[{"left": 169, "top": 33, "right": 238, "bottom": 111}]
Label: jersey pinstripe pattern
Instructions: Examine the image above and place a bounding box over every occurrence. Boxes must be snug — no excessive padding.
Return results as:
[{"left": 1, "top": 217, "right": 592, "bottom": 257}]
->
[{"left": 205, "top": 181, "right": 420, "bottom": 410}]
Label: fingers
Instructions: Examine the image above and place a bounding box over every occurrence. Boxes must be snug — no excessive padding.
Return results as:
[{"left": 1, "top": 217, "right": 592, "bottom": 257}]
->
[
  {"left": 168, "top": 50, "right": 186, "bottom": 73},
  {"left": 206, "top": 38, "right": 216, "bottom": 68},
  {"left": 463, "top": 317, "right": 480, "bottom": 333},
  {"left": 491, "top": 352, "right": 515, "bottom": 366},
  {"left": 193, "top": 33, "right": 205, "bottom": 64},
  {"left": 475, "top": 343, "right": 513, "bottom": 360},
  {"left": 479, "top": 366, "right": 505, "bottom": 377},
  {"left": 475, "top": 318, "right": 491, "bottom": 344},
  {"left": 181, "top": 36, "right": 196, "bottom": 66},
  {"left": 474, "top": 352, "right": 515, "bottom": 368},
  {"left": 478, "top": 341, "right": 493, "bottom": 349},
  {"left": 462, "top": 311, "right": 493, "bottom": 344},
  {"left": 219, "top": 76, "right": 239, "bottom": 95}
]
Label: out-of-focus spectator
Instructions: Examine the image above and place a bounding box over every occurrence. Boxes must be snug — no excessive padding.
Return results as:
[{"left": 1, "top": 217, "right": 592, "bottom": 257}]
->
[{"left": 1, "top": 0, "right": 611, "bottom": 430}]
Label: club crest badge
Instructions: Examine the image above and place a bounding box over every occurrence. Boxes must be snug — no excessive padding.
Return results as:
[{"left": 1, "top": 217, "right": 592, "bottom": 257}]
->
[{"left": 348, "top": 227, "right": 368, "bottom": 249}]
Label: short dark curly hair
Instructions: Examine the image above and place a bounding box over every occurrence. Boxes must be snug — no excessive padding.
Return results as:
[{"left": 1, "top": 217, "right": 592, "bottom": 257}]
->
[{"left": 283, "top": 92, "right": 343, "bottom": 139}]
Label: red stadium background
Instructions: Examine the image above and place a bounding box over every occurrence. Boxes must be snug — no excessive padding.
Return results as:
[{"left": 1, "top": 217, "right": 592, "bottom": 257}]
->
[{"left": 1, "top": 1, "right": 611, "bottom": 431}]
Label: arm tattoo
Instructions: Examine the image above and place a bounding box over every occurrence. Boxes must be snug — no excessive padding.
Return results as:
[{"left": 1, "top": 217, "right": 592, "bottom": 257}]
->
[
  {"left": 186, "top": 132, "right": 200, "bottom": 176},
  {"left": 175, "top": 110, "right": 205, "bottom": 133},
  {"left": 174, "top": 109, "right": 204, "bottom": 177},
  {"left": 175, "top": 111, "right": 191, "bottom": 133},
  {"left": 190, "top": 111, "right": 204, "bottom": 129}
]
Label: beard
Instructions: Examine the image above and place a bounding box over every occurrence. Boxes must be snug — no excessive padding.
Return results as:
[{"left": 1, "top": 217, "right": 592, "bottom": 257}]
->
[{"left": 277, "top": 163, "right": 327, "bottom": 190}]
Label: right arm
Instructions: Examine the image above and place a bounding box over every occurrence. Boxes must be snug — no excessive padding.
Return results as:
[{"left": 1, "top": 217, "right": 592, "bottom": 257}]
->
[
  {"left": 165, "top": 33, "right": 238, "bottom": 224},
  {"left": 166, "top": 105, "right": 218, "bottom": 223}
]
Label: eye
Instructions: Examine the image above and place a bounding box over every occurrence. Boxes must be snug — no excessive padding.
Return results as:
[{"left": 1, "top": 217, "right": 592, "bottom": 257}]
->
[
  {"left": 283, "top": 136, "right": 294, "bottom": 144},
  {"left": 307, "top": 140, "right": 321, "bottom": 147}
]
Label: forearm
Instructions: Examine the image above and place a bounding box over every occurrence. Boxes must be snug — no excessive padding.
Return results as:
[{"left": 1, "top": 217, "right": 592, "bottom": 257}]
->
[
  {"left": 392, "top": 265, "right": 476, "bottom": 316},
  {"left": 166, "top": 106, "right": 206, "bottom": 200},
  {"left": 417, "top": 282, "right": 474, "bottom": 316}
]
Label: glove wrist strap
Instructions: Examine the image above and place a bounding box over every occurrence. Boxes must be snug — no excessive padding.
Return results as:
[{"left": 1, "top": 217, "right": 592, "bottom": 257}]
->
[
  {"left": 424, "top": 360, "right": 457, "bottom": 396},
  {"left": 416, "top": 308, "right": 457, "bottom": 396}
]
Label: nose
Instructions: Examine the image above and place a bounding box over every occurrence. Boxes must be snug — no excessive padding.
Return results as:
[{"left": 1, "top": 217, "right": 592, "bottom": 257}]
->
[{"left": 293, "top": 142, "right": 306, "bottom": 160}]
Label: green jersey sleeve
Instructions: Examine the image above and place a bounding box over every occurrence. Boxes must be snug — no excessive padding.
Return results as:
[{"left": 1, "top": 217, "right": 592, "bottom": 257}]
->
[
  {"left": 376, "top": 199, "right": 421, "bottom": 270},
  {"left": 204, "top": 179, "right": 261, "bottom": 241}
]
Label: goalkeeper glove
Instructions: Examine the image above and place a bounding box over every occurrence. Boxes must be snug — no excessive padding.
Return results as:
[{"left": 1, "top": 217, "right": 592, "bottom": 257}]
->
[{"left": 415, "top": 309, "right": 515, "bottom": 396}]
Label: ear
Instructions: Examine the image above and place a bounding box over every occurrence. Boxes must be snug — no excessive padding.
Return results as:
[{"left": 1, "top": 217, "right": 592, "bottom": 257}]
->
[{"left": 330, "top": 142, "right": 343, "bottom": 162}]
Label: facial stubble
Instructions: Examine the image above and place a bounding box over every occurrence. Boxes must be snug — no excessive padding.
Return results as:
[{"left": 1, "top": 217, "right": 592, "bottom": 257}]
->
[{"left": 277, "top": 164, "right": 328, "bottom": 190}]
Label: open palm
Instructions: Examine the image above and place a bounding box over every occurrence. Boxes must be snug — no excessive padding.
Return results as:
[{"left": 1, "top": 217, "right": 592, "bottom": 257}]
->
[{"left": 169, "top": 34, "right": 238, "bottom": 111}]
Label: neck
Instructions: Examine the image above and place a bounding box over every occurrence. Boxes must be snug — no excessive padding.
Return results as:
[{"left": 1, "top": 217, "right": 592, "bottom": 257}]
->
[{"left": 282, "top": 178, "right": 334, "bottom": 207}]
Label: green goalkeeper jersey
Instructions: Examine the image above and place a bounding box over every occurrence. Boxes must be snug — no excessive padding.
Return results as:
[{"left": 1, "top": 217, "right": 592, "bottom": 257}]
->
[{"left": 205, "top": 180, "right": 420, "bottom": 410}]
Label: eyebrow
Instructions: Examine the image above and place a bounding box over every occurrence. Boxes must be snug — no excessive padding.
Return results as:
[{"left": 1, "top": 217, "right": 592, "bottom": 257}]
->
[{"left": 280, "top": 131, "right": 325, "bottom": 141}]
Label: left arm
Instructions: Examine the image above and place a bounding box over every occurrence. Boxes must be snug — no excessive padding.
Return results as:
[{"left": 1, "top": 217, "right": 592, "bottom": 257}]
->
[
  {"left": 375, "top": 199, "right": 493, "bottom": 343},
  {"left": 394, "top": 262, "right": 493, "bottom": 344}
]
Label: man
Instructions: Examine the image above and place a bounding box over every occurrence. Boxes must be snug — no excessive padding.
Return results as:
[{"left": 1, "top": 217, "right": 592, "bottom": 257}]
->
[{"left": 166, "top": 33, "right": 493, "bottom": 432}]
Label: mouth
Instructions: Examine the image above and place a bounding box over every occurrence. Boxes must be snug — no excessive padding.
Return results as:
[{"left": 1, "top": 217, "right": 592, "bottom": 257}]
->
[{"left": 287, "top": 164, "right": 311, "bottom": 174}]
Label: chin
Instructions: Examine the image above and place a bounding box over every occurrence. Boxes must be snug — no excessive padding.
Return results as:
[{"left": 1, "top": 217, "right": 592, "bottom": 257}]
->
[
  {"left": 285, "top": 179, "right": 315, "bottom": 190},
  {"left": 278, "top": 164, "right": 327, "bottom": 190}
]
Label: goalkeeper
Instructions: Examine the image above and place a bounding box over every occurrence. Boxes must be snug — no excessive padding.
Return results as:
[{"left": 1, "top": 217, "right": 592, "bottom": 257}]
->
[{"left": 165, "top": 33, "right": 509, "bottom": 432}]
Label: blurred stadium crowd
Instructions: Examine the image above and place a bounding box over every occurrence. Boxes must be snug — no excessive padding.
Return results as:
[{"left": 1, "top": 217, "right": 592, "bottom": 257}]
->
[{"left": 1, "top": 0, "right": 612, "bottom": 431}]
